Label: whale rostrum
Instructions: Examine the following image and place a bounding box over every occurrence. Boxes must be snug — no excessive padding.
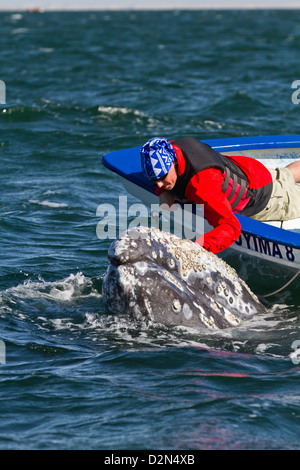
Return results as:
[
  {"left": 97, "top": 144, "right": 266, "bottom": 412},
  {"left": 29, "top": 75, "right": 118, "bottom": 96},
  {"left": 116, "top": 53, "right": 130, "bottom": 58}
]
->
[{"left": 103, "top": 226, "right": 265, "bottom": 329}]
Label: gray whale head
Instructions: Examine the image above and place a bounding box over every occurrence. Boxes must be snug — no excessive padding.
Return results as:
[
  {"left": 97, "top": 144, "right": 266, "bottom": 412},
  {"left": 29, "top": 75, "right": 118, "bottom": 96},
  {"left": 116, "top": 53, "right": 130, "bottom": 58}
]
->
[{"left": 103, "top": 226, "right": 265, "bottom": 329}]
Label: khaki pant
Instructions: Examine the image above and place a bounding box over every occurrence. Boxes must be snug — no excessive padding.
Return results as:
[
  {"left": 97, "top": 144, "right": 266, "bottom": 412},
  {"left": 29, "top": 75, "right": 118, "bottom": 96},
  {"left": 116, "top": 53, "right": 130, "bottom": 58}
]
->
[{"left": 252, "top": 167, "right": 300, "bottom": 222}]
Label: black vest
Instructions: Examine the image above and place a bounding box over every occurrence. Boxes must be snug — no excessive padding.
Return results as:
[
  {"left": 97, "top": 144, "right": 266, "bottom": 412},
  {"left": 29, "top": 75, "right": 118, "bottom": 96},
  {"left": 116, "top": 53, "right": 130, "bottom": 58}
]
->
[{"left": 171, "top": 137, "right": 272, "bottom": 217}]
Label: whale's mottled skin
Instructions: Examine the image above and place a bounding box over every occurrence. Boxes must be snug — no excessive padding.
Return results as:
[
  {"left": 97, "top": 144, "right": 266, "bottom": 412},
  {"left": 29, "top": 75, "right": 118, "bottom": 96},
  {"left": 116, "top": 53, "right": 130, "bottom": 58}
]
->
[{"left": 103, "top": 227, "right": 265, "bottom": 329}]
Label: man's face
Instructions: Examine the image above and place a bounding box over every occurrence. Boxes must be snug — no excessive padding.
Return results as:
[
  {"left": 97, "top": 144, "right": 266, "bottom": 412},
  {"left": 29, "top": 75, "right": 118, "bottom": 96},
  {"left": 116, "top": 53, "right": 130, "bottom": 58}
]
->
[{"left": 154, "top": 162, "right": 178, "bottom": 191}]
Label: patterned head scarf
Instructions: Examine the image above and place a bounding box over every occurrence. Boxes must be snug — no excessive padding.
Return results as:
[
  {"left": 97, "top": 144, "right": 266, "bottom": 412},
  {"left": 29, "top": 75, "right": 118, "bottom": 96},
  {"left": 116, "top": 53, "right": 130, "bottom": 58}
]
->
[{"left": 140, "top": 137, "right": 176, "bottom": 181}]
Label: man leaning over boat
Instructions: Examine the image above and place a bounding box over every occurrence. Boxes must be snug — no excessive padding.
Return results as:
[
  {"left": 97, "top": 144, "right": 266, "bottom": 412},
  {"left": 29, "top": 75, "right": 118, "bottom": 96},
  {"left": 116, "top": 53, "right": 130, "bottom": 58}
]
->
[{"left": 140, "top": 137, "right": 300, "bottom": 254}]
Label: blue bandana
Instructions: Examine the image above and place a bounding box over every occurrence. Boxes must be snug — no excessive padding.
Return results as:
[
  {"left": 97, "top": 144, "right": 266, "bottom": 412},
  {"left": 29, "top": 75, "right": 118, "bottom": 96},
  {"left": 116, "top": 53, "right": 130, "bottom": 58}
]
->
[{"left": 140, "top": 137, "right": 176, "bottom": 181}]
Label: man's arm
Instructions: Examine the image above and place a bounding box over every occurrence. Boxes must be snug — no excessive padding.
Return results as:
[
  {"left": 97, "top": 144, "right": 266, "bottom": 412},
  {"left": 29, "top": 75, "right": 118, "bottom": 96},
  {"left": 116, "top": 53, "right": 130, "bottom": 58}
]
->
[{"left": 186, "top": 168, "right": 242, "bottom": 254}]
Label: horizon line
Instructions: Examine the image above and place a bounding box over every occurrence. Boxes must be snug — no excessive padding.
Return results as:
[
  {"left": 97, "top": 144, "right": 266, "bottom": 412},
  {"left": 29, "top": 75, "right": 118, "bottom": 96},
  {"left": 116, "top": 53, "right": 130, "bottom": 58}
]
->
[{"left": 1, "top": 4, "right": 300, "bottom": 12}]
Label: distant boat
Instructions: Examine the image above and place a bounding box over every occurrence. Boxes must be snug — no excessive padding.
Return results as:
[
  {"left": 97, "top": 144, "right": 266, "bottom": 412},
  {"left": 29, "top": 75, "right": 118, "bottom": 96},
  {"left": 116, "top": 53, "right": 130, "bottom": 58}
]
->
[{"left": 28, "top": 7, "right": 44, "bottom": 13}]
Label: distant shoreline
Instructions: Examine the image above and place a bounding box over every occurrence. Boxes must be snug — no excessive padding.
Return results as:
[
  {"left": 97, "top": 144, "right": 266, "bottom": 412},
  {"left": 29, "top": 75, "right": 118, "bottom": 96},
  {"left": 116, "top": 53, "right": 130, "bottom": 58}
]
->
[{"left": 1, "top": 4, "right": 300, "bottom": 12}]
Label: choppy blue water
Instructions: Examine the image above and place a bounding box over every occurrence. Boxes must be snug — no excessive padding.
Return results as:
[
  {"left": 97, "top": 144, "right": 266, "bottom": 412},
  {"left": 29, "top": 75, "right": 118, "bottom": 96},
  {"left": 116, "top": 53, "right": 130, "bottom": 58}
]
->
[{"left": 0, "top": 9, "right": 300, "bottom": 450}]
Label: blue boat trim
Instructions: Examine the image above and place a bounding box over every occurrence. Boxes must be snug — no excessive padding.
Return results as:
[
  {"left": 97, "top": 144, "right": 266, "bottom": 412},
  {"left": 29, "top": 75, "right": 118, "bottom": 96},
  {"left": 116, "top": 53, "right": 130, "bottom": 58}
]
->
[
  {"left": 202, "top": 134, "right": 300, "bottom": 152},
  {"left": 235, "top": 213, "right": 300, "bottom": 249},
  {"left": 102, "top": 135, "right": 300, "bottom": 250}
]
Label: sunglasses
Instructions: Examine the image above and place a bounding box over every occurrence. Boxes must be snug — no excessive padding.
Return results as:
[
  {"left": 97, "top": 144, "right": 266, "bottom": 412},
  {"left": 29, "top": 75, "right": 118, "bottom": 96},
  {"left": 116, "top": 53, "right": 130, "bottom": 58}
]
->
[{"left": 154, "top": 172, "right": 169, "bottom": 183}]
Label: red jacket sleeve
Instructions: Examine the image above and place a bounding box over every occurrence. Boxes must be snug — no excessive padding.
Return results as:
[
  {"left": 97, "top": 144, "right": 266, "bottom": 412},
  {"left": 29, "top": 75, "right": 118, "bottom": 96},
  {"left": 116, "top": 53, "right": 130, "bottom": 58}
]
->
[
  {"left": 185, "top": 168, "right": 241, "bottom": 253},
  {"left": 154, "top": 186, "right": 164, "bottom": 196}
]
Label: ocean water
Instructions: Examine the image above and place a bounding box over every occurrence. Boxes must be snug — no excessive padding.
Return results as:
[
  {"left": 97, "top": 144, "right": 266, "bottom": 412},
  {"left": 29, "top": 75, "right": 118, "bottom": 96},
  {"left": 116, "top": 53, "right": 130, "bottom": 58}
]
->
[{"left": 0, "top": 9, "right": 300, "bottom": 450}]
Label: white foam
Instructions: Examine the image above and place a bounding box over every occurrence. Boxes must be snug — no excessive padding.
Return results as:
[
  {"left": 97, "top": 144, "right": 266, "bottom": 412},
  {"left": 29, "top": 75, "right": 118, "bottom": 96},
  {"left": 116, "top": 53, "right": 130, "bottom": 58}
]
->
[
  {"left": 10, "top": 14, "right": 23, "bottom": 20},
  {"left": 29, "top": 199, "right": 68, "bottom": 208},
  {"left": 0, "top": 272, "right": 101, "bottom": 303},
  {"left": 97, "top": 105, "right": 146, "bottom": 119},
  {"left": 11, "top": 28, "right": 29, "bottom": 35}
]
